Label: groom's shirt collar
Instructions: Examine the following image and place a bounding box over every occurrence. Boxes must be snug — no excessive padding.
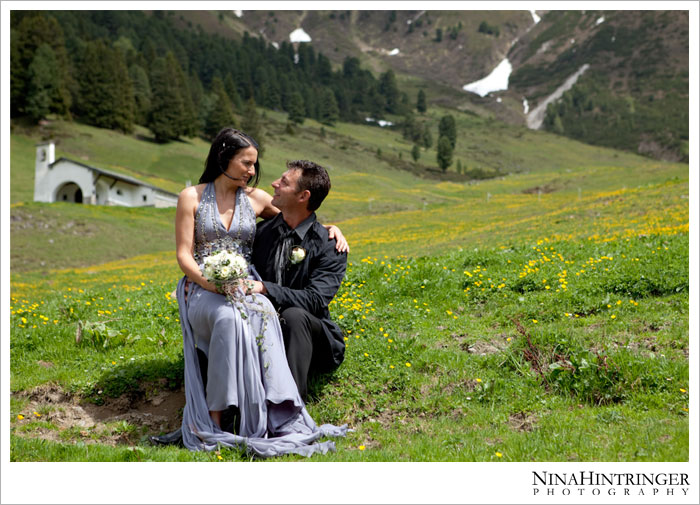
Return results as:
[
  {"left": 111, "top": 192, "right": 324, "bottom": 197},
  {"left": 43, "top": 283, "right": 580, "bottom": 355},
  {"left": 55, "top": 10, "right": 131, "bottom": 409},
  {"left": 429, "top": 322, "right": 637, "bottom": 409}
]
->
[{"left": 273, "top": 212, "right": 316, "bottom": 241}]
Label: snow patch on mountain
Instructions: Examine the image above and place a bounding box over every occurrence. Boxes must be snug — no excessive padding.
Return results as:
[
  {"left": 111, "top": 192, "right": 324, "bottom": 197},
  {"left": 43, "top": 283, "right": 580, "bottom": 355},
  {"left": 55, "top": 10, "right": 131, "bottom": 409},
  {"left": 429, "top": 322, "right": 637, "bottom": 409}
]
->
[
  {"left": 462, "top": 59, "right": 513, "bottom": 97},
  {"left": 290, "top": 28, "right": 312, "bottom": 43}
]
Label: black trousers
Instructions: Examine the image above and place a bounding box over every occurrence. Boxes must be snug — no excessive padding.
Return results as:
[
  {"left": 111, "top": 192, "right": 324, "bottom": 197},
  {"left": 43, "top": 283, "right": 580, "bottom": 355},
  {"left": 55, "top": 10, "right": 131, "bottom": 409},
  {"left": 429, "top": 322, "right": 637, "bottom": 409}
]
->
[{"left": 279, "top": 307, "right": 335, "bottom": 402}]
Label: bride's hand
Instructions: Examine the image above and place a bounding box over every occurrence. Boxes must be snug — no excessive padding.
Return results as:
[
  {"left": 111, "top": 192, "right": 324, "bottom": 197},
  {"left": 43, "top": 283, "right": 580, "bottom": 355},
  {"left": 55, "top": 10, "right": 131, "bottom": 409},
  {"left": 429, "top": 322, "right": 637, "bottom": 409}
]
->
[{"left": 325, "top": 225, "right": 349, "bottom": 253}]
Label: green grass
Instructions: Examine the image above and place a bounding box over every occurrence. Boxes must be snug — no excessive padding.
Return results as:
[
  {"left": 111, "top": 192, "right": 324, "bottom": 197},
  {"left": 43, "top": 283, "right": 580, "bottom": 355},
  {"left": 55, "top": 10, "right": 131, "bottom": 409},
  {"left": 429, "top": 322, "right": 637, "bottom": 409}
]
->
[
  {"left": 9, "top": 230, "right": 688, "bottom": 461},
  {"left": 10, "top": 202, "right": 176, "bottom": 273},
  {"left": 9, "top": 114, "right": 688, "bottom": 462}
]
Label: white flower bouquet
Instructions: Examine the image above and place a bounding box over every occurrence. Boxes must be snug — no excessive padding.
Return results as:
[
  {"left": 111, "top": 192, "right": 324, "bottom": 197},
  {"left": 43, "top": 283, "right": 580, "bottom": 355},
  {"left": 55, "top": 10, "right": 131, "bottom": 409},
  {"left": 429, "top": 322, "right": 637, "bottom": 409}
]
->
[{"left": 201, "top": 250, "right": 249, "bottom": 299}]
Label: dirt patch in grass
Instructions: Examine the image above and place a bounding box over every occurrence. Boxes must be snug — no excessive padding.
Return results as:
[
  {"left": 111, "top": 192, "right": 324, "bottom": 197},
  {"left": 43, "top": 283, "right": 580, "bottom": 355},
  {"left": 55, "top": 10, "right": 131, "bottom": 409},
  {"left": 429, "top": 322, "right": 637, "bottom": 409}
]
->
[
  {"left": 464, "top": 339, "right": 507, "bottom": 355},
  {"left": 508, "top": 411, "right": 538, "bottom": 432},
  {"left": 12, "top": 382, "right": 184, "bottom": 445},
  {"left": 521, "top": 182, "right": 560, "bottom": 195}
]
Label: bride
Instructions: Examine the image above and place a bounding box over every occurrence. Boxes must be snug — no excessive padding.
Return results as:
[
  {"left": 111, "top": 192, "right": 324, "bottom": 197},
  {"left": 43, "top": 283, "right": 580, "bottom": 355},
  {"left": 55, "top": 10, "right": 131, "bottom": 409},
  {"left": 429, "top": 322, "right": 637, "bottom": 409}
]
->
[{"left": 173, "top": 128, "right": 347, "bottom": 457}]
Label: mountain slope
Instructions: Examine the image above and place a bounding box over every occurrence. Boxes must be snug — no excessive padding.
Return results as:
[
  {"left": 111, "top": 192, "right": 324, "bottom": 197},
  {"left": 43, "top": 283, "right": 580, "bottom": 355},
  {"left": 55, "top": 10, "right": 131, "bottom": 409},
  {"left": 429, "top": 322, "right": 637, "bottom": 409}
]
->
[
  {"left": 187, "top": 9, "right": 689, "bottom": 161},
  {"left": 509, "top": 10, "right": 689, "bottom": 161}
]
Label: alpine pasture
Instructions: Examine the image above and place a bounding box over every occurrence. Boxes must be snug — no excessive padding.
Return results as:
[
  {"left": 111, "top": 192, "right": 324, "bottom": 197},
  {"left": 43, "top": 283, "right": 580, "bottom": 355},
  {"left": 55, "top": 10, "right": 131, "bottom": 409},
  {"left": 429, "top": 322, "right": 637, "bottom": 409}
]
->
[{"left": 9, "top": 110, "right": 689, "bottom": 462}]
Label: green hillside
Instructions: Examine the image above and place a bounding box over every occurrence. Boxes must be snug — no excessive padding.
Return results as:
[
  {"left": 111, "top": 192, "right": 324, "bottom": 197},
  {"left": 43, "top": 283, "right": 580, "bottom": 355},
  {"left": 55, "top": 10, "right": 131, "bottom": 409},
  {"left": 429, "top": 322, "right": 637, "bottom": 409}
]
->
[{"left": 10, "top": 108, "right": 685, "bottom": 270}]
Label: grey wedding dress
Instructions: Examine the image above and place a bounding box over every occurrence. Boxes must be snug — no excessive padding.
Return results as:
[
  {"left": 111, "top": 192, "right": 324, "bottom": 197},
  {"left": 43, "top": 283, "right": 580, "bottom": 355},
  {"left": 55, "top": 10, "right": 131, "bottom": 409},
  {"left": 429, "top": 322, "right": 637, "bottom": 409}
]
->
[{"left": 176, "top": 182, "right": 346, "bottom": 456}]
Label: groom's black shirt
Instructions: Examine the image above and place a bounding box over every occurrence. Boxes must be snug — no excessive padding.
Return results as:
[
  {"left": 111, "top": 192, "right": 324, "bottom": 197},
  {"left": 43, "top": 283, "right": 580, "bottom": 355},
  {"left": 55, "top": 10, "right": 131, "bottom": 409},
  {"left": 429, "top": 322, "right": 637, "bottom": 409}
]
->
[{"left": 252, "top": 212, "right": 347, "bottom": 367}]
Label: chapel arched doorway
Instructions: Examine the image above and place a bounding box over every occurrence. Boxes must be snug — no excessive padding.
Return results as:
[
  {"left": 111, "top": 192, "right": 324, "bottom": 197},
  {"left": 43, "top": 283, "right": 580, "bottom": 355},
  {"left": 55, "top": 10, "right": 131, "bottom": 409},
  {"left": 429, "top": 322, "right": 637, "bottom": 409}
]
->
[{"left": 54, "top": 182, "right": 83, "bottom": 203}]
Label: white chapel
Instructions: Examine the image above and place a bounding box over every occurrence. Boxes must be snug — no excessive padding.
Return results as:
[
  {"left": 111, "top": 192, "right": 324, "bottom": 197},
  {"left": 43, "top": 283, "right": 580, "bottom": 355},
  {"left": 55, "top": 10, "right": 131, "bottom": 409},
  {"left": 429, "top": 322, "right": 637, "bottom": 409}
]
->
[{"left": 33, "top": 141, "right": 178, "bottom": 208}]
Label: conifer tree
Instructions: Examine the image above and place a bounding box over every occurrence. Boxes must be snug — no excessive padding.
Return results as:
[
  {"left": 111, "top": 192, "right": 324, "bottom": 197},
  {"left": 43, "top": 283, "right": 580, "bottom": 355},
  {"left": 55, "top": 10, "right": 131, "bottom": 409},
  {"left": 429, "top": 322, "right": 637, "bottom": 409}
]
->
[
  {"left": 315, "top": 54, "right": 333, "bottom": 85},
  {"left": 411, "top": 144, "right": 421, "bottom": 162},
  {"left": 422, "top": 126, "right": 433, "bottom": 149},
  {"left": 416, "top": 89, "right": 427, "bottom": 113},
  {"left": 224, "top": 73, "right": 243, "bottom": 110},
  {"left": 11, "top": 13, "right": 72, "bottom": 117},
  {"left": 301, "top": 86, "right": 317, "bottom": 119},
  {"left": 437, "top": 135, "right": 453, "bottom": 172},
  {"left": 438, "top": 114, "right": 457, "bottom": 149},
  {"left": 25, "top": 44, "right": 60, "bottom": 121},
  {"left": 205, "top": 76, "right": 236, "bottom": 139},
  {"left": 110, "top": 46, "right": 135, "bottom": 133},
  {"left": 287, "top": 91, "right": 306, "bottom": 125},
  {"left": 129, "top": 64, "right": 151, "bottom": 125},
  {"left": 76, "top": 40, "right": 133, "bottom": 132},
  {"left": 402, "top": 112, "right": 416, "bottom": 140},
  {"left": 148, "top": 55, "right": 185, "bottom": 141},
  {"left": 189, "top": 73, "right": 206, "bottom": 132},
  {"left": 319, "top": 88, "right": 339, "bottom": 126},
  {"left": 163, "top": 53, "right": 196, "bottom": 137},
  {"left": 252, "top": 66, "right": 271, "bottom": 110},
  {"left": 379, "top": 69, "right": 400, "bottom": 114},
  {"left": 553, "top": 114, "right": 565, "bottom": 134},
  {"left": 75, "top": 40, "right": 111, "bottom": 126},
  {"left": 368, "top": 88, "right": 387, "bottom": 118},
  {"left": 240, "top": 96, "right": 265, "bottom": 156}
]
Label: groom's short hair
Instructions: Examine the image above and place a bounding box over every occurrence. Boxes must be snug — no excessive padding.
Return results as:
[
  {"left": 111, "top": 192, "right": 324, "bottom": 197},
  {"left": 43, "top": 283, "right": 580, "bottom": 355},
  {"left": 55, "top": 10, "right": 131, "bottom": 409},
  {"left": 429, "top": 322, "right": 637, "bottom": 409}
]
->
[{"left": 287, "top": 160, "right": 331, "bottom": 211}]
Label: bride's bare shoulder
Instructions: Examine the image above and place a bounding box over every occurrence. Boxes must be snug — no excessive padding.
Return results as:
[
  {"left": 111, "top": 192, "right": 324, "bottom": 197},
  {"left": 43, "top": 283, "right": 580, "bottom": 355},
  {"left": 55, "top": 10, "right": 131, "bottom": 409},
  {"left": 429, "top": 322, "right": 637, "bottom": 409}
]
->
[
  {"left": 178, "top": 184, "right": 206, "bottom": 207},
  {"left": 245, "top": 186, "right": 272, "bottom": 204}
]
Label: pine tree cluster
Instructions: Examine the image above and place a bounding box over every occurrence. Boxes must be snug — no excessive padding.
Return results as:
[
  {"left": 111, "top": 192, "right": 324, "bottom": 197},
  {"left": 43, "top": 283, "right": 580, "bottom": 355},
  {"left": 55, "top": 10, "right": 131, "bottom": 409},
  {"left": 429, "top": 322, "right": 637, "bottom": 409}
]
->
[{"left": 11, "top": 11, "right": 409, "bottom": 142}]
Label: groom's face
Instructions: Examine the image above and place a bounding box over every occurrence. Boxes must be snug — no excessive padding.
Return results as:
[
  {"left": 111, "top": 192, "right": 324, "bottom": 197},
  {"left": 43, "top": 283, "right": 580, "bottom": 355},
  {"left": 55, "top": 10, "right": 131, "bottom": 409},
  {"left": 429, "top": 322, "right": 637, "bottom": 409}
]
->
[{"left": 271, "top": 169, "right": 305, "bottom": 211}]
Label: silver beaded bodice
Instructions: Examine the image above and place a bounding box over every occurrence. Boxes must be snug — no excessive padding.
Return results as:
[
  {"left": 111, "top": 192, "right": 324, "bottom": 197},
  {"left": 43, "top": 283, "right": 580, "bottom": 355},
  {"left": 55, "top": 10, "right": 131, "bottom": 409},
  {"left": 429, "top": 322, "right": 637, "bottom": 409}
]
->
[{"left": 193, "top": 182, "right": 256, "bottom": 266}]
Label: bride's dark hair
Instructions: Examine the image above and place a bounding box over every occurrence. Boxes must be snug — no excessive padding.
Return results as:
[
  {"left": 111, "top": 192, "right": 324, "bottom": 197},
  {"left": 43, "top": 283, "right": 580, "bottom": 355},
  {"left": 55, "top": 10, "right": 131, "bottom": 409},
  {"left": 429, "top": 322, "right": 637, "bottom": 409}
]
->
[{"left": 199, "top": 128, "right": 261, "bottom": 186}]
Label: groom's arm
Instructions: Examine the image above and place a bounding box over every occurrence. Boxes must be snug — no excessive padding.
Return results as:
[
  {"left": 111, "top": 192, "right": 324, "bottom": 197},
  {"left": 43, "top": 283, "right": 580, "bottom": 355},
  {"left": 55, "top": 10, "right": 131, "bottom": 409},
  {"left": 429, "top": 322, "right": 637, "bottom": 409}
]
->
[{"left": 262, "top": 239, "right": 346, "bottom": 316}]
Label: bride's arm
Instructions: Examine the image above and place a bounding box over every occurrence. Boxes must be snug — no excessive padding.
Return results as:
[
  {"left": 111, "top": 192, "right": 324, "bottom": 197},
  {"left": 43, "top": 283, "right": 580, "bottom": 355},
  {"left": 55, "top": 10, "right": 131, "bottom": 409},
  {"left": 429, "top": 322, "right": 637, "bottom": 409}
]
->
[
  {"left": 248, "top": 187, "right": 280, "bottom": 220},
  {"left": 247, "top": 188, "right": 349, "bottom": 252},
  {"left": 324, "top": 224, "right": 349, "bottom": 253},
  {"left": 175, "top": 186, "right": 219, "bottom": 293}
]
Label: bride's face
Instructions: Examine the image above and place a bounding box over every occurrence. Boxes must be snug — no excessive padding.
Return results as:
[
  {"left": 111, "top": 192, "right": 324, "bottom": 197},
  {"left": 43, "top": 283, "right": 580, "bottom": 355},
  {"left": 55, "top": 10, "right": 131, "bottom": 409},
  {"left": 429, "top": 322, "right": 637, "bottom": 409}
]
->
[{"left": 223, "top": 146, "right": 258, "bottom": 184}]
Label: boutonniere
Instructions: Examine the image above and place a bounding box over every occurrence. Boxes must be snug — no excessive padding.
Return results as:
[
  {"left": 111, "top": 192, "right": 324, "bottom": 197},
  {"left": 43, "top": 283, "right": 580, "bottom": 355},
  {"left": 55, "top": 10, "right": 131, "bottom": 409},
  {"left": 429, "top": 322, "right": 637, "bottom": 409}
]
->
[{"left": 290, "top": 246, "right": 306, "bottom": 265}]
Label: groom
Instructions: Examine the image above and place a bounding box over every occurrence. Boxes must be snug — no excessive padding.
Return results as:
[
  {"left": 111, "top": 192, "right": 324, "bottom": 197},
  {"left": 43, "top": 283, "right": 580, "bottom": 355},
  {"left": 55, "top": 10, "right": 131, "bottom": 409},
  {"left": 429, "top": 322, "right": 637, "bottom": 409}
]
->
[
  {"left": 249, "top": 159, "right": 347, "bottom": 401},
  {"left": 151, "top": 160, "right": 347, "bottom": 445}
]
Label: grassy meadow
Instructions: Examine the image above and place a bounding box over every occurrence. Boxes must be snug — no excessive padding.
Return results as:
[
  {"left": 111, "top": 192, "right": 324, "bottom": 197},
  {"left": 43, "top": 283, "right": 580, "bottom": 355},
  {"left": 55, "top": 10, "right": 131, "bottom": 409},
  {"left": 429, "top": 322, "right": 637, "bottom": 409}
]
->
[{"left": 8, "top": 109, "right": 690, "bottom": 462}]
